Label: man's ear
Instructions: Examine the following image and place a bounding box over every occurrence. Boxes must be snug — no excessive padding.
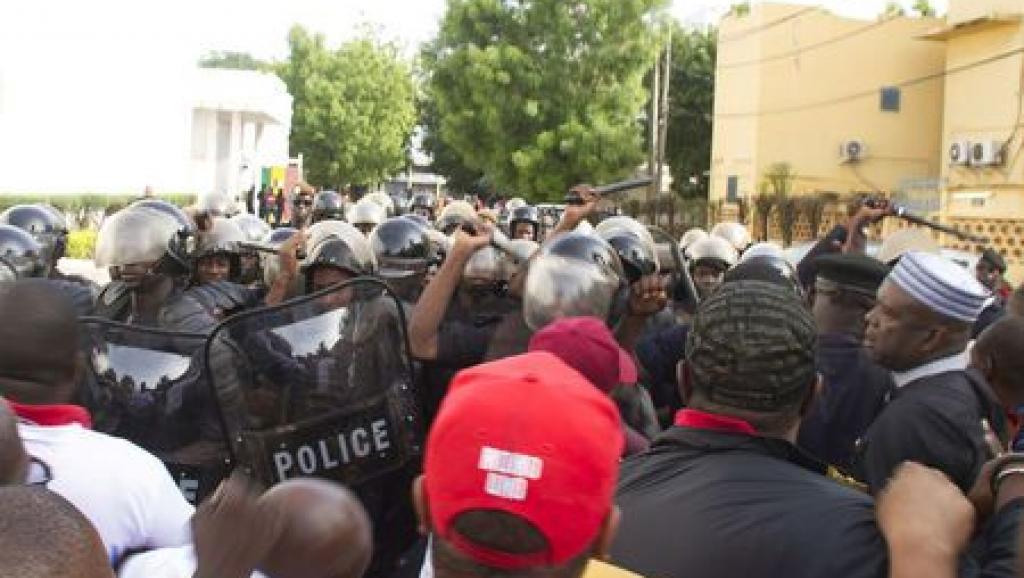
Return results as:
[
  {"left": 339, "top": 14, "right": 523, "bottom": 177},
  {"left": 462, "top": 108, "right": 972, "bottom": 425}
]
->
[
  {"left": 593, "top": 506, "right": 621, "bottom": 561},
  {"left": 800, "top": 374, "right": 823, "bottom": 418},
  {"left": 676, "top": 360, "right": 693, "bottom": 406},
  {"left": 412, "top": 476, "right": 432, "bottom": 536}
]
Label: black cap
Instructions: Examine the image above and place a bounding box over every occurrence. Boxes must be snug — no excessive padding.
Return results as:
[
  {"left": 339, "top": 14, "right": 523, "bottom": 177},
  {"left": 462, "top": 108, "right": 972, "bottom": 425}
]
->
[
  {"left": 980, "top": 248, "right": 1007, "bottom": 273},
  {"left": 813, "top": 253, "right": 889, "bottom": 296},
  {"left": 685, "top": 280, "right": 817, "bottom": 413}
]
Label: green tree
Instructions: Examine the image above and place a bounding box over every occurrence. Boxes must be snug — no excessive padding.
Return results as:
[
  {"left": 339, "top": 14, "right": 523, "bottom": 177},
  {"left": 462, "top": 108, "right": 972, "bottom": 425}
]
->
[
  {"left": 418, "top": 84, "right": 485, "bottom": 197},
  {"left": 423, "top": 0, "right": 668, "bottom": 202},
  {"left": 665, "top": 24, "right": 716, "bottom": 198},
  {"left": 912, "top": 0, "right": 936, "bottom": 17},
  {"left": 882, "top": 1, "right": 906, "bottom": 18},
  {"left": 198, "top": 51, "right": 268, "bottom": 71},
  {"left": 276, "top": 26, "right": 417, "bottom": 188}
]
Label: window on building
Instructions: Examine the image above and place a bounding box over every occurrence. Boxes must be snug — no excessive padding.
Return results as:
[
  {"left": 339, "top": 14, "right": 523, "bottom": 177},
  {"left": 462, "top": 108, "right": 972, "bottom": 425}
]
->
[
  {"left": 881, "top": 87, "right": 901, "bottom": 112},
  {"left": 726, "top": 175, "right": 738, "bottom": 202}
]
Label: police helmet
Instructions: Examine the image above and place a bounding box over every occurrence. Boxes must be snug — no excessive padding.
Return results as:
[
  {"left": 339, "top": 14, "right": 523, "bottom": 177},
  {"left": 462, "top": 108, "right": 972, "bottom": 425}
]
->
[
  {"left": 507, "top": 205, "right": 541, "bottom": 241},
  {"left": 595, "top": 216, "right": 659, "bottom": 273},
  {"left": 403, "top": 213, "right": 430, "bottom": 229},
  {"left": 730, "top": 254, "right": 803, "bottom": 296},
  {"left": 410, "top": 193, "right": 436, "bottom": 219},
  {"left": 505, "top": 198, "right": 528, "bottom": 212},
  {"left": 688, "top": 236, "right": 739, "bottom": 271},
  {"left": 346, "top": 200, "right": 387, "bottom": 234},
  {"left": 302, "top": 222, "right": 376, "bottom": 289},
  {"left": 523, "top": 232, "right": 627, "bottom": 331},
  {"left": 710, "top": 222, "right": 752, "bottom": 253},
  {"left": 94, "top": 205, "right": 190, "bottom": 277},
  {"left": 436, "top": 200, "right": 478, "bottom": 235},
  {"left": 370, "top": 216, "right": 431, "bottom": 279},
  {"left": 129, "top": 199, "right": 197, "bottom": 234},
  {"left": 229, "top": 213, "right": 272, "bottom": 244},
  {"left": 596, "top": 217, "right": 657, "bottom": 251},
  {"left": 197, "top": 191, "right": 238, "bottom": 217},
  {"left": 741, "top": 242, "right": 785, "bottom": 263},
  {"left": 312, "top": 191, "right": 346, "bottom": 223},
  {"left": 464, "top": 246, "right": 504, "bottom": 282},
  {"left": 194, "top": 218, "right": 245, "bottom": 278},
  {"left": 1, "top": 204, "right": 67, "bottom": 267},
  {"left": 498, "top": 239, "right": 540, "bottom": 281},
  {"left": 679, "top": 228, "right": 709, "bottom": 257},
  {"left": 364, "top": 191, "right": 396, "bottom": 217},
  {"left": 0, "top": 225, "right": 46, "bottom": 279},
  {"left": 605, "top": 232, "right": 658, "bottom": 284}
]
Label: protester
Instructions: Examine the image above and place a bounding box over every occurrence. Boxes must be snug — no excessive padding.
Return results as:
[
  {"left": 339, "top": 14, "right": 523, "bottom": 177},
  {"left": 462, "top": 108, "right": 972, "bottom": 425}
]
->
[
  {"left": 527, "top": 316, "right": 657, "bottom": 454},
  {"left": 119, "top": 476, "right": 373, "bottom": 578},
  {"left": 797, "top": 253, "right": 893, "bottom": 470},
  {"left": 0, "top": 486, "right": 114, "bottom": 578},
  {"left": 857, "top": 251, "right": 998, "bottom": 493},
  {"left": 0, "top": 282, "right": 194, "bottom": 565},
  {"left": 414, "top": 351, "right": 627, "bottom": 578}
]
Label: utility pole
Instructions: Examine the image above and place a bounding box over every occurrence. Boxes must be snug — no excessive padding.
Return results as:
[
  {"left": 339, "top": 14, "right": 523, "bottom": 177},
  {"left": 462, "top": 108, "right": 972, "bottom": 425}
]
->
[
  {"left": 655, "top": 28, "right": 672, "bottom": 200},
  {"left": 648, "top": 46, "right": 660, "bottom": 202}
]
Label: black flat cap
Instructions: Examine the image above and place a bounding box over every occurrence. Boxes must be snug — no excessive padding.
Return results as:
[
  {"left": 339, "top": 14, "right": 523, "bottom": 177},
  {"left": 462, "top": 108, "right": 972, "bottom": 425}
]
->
[{"left": 813, "top": 253, "right": 889, "bottom": 295}]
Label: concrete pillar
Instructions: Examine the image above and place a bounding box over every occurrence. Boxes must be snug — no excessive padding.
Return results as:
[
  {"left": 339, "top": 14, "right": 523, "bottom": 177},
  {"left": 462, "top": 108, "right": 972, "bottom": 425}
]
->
[{"left": 228, "top": 111, "right": 242, "bottom": 195}]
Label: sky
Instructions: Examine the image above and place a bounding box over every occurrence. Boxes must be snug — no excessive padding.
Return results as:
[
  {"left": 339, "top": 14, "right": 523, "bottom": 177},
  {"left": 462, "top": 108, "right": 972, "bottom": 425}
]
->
[{"left": 0, "top": 0, "right": 951, "bottom": 66}]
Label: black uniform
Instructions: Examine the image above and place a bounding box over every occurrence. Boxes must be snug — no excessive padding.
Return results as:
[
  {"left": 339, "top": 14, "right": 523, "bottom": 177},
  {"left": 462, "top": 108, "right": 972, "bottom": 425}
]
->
[
  {"left": 855, "top": 367, "right": 1002, "bottom": 494},
  {"left": 613, "top": 426, "right": 887, "bottom": 578},
  {"left": 797, "top": 333, "right": 893, "bottom": 471}
]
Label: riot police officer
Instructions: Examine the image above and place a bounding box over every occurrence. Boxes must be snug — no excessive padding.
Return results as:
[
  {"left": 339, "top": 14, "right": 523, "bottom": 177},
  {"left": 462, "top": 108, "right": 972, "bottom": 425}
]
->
[
  {"left": 346, "top": 199, "right": 386, "bottom": 237},
  {"left": 364, "top": 191, "right": 396, "bottom": 218},
  {"left": 687, "top": 235, "right": 739, "bottom": 300},
  {"left": 369, "top": 216, "right": 433, "bottom": 303},
  {"left": 710, "top": 221, "right": 752, "bottom": 255},
  {"left": 192, "top": 217, "right": 246, "bottom": 286},
  {"left": 508, "top": 205, "right": 541, "bottom": 242},
  {"left": 410, "top": 192, "right": 437, "bottom": 221},
  {"left": 312, "top": 191, "right": 347, "bottom": 223},
  {"left": 229, "top": 213, "right": 272, "bottom": 286},
  {"left": 197, "top": 190, "right": 239, "bottom": 218},
  {"left": 679, "top": 228, "right": 709, "bottom": 260},
  {"left": 92, "top": 204, "right": 192, "bottom": 326},
  {"left": 435, "top": 200, "right": 478, "bottom": 236}
]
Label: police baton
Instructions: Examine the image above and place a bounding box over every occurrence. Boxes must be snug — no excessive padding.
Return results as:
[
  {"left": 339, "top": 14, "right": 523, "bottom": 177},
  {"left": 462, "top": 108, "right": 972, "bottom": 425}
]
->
[
  {"left": 890, "top": 206, "right": 990, "bottom": 244},
  {"left": 564, "top": 177, "right": 655, "bottom": 205}
]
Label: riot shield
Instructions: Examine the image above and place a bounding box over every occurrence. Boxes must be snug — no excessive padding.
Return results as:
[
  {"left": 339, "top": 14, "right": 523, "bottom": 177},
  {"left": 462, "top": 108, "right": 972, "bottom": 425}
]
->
[
  {"left": 204, "top": 277, "right": 420, "bottom": 488},
  {"left": 77, "top": 318, "right": 230, "bottom": 504}
]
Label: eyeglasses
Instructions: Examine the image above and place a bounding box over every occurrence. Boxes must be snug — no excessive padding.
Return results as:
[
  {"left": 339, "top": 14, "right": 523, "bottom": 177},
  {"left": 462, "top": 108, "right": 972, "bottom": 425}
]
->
[{"left": 25, "top": 456, "right": 52, "bottom": 486}]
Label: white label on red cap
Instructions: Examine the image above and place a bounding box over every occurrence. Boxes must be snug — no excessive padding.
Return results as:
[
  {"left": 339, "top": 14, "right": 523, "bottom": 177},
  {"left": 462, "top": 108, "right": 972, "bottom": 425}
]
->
[
  {"left": 478, "top": 446, "right": 543, "bottom": 480},
  {"left": 484, "top": 472, "right": 529, "bottom": 501}
]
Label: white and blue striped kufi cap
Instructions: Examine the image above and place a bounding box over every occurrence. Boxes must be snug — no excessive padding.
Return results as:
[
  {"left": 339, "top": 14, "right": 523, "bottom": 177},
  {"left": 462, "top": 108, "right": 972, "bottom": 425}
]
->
[{"left": 888, "top": 251, "right": 989, "bottom": 323}]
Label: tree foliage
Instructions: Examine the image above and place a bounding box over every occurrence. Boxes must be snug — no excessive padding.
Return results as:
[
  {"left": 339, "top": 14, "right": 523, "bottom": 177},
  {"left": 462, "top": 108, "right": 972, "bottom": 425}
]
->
[
  {"left": 276, "top": 26, "right": 417, "bottom": 188},
  {"left": 423, "top": 0, "right": 668, "bottom": 202},
  {"left": 665, "top": 24, "right": 716, "bottom": 198},
  {"left": 199, "top": 51, "right": 269, "bottom": 71},
  {"left": 912, "top": 0, "right": 936, "bottom": 17}
]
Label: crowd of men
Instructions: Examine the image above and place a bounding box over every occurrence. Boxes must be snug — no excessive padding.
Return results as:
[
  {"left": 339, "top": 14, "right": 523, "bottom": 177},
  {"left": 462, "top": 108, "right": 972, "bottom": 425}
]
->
[{"left": 2, "top": 185, "right": 1024, "bottom": 578}]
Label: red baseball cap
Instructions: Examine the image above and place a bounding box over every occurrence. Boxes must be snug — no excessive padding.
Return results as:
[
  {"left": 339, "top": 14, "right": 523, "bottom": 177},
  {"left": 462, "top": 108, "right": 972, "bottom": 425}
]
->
[
  {"left": 424, "top": 352, "right": 623, "bottom": 570},
  {"left": 528, "top": 316, "right": 637, "bottom": 393}
]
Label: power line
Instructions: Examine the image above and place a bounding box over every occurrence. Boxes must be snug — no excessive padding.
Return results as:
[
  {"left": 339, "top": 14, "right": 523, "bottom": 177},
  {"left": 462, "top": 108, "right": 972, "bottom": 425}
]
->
[
  {"left": 716, "top": 46, "right": 1024, "bottom": 118},
  {"left": 717, "top": 6, "right": 818, "bottom": 44},
  {"left": 717, "top": 17, "right": 893, "bottom": 69}
]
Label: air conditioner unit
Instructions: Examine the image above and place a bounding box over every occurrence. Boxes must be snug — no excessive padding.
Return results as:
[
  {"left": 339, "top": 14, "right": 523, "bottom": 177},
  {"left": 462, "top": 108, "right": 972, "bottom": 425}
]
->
[
  {"left": 839, "top": 140, "right": 866, "bottom": 163},
  {"left": 949, "top": 140, "right": 971, "bottom": 166},
  {"left": 971, "top": 140, "right": 1004, "bottom": 166}
]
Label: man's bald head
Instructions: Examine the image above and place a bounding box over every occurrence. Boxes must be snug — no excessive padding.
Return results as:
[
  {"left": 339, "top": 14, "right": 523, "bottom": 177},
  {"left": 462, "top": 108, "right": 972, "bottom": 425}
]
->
[
  {"left": 0, "top": 401, "right": 28, "bottom": 485},
  {"left": 0, "top": 485, "right": 113, "bottom": 578},
  {"left": 259, "top": 478, "right": 373, "bottom": 578},
  {"left": 0, "top": 282, "right": 81, "bottom": 404}
]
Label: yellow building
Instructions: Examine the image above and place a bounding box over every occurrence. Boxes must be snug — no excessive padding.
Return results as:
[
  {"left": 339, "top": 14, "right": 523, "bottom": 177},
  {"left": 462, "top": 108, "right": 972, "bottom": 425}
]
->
[
  {"left": 710, "top": 4, "right": 946, "bottom": 205},
  {"left": 710, "top": 0, "right": 1024, "bottom": 280},
  {"left": 926, "top": 0, "right": 1024, "bottom": 274}
]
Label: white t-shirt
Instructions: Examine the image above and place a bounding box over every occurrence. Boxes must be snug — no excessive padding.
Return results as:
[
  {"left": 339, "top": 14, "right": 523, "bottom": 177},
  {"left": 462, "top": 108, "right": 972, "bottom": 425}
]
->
[
  {"left": 19, "top": 422, "right": 195, "bottom": 565},
  {"left": 118, "top": 546, "right": 268, "bottom": 578}
]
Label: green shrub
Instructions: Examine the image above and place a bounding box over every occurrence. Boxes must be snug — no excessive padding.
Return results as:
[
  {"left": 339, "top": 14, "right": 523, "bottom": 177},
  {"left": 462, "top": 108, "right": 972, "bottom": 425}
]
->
[{"left": 66, "top": 229, "right": 97, "bottom": 260}]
